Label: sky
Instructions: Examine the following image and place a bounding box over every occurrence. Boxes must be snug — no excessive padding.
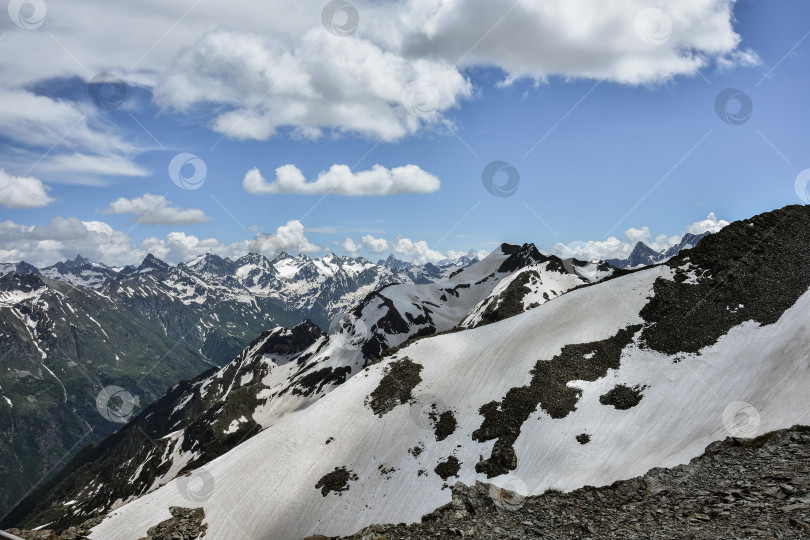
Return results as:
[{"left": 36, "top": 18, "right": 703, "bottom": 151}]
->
[{"left": 0, "top": 0, "right": 808, "bottom": 267}]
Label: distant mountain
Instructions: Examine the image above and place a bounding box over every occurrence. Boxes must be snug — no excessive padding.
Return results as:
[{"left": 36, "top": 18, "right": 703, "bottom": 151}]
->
[
  {"left": 11, "top": 205, "right": 809, "bottom": 539},
  {"left": 0, "top": 261, "right": 40, "bottom": 277},
  {"left": 606, "top": 231, "right": 710, "bottom": 269}
]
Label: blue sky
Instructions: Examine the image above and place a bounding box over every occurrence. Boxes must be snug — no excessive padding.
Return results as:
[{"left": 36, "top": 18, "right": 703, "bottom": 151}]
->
[{"left": 0, "top": 0, "right": 808, "bottom": 266}]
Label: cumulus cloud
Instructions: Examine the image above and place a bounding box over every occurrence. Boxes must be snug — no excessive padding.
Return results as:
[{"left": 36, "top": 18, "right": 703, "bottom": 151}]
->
[
  {"left": 243, "top": 164, "right": 440, "bottom": 196},
  {"left": 247, "top": 220, "right": 321, "bottom": 256},
  {"left": 361, "top": 235, "right": 390, "bottom": 254},
  {"left": 684, "top": 212, "right": 729, "bottom": 235},
  {"left": 338, "top": 237, "right": 362, "bottom": 257},
  {"left": 391, "top": 237, "right": 445, "bottom": 265},
  {"left": 0, "top": 170, "right": 55, "bottom": 208},
  {"left": 102, "top": 194, "right": 211, "bottom": 226},
  {"left": 553, "top": 213, "right": 730, "bottom": 261},
  {"left": 156, "top": 27, "right": 471, "bottom": 142}
]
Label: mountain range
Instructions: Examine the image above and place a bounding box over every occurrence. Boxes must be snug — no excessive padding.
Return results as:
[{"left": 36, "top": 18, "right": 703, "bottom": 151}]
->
[{"left": 2, "top": 206, "right": 803, "bottom": 540}]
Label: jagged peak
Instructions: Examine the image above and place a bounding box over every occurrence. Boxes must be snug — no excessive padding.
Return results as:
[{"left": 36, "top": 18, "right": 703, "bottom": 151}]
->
[
  {"left": 496, "top": 242, "right": 549, "bottom": 274},
  {"left": 270, "top": 251, "right": 292, "bottom": 264},
  {"left": 138, "top": 253, "right": 170, "bottom": 271}
]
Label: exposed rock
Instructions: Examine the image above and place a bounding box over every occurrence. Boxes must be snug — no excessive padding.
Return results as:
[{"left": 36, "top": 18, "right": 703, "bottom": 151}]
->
[
  {"left": 576, "top": 433, "right": 591, "bottom": 445},
  {"left": 366, "top": 358, "right": 423, "bottom": 417},
  {"left": 599, "top": 384, "right": 646, "bottom": 410},
  {"left": 434, "top": 456, "right": 461, "bottom": 481},
  {"left": 6, "top": 515, "right": 104, "bottom": 540},
  {"left": 137, "top": 507, "right": 207, "bottom": 540},
  {"left": 473, "top": 325, "right": 640, "bottom": 477},
  {"left": 315, "top": 467, "right": 359, "bottom": 497}
]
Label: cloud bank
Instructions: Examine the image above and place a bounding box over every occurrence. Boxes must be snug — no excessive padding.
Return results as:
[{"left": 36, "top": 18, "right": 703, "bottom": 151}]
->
[
  {"left": 103, "top": 194, "right": 212, "bottom": 226},
  {"left": 243, "top": 164, "right": 440, "bottom": 196}
]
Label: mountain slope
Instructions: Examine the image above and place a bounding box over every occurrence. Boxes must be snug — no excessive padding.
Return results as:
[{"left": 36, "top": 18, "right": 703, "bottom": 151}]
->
[
  {"left": 66, "top": 205, "right": 810, "bottom": 539},
  {"left": 3, "top": 244, "right": 543, "bottom": 530}
]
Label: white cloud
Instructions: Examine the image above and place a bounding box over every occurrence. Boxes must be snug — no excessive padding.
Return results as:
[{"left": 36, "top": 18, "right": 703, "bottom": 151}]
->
[
  {"left": 399, "top": 0, "right": 750, "bottom": 85},
  {"left": 38, "top": 154, "right": 149, "bottom": 179},
  {"left": 0, "top": 170, "right": 55, "bottom": 208},
  {"left": 552, "top": 212, "right": 730, "bottom": 261},
  {"left": 102, "top": 193, "right": 211, "bottom": 226},
  {"left": 717, "top": 49, "right": 762, "bottom": 72},
  {"left": 361, "top": 235, "right": 390, "bottom": 254},
  {"left": 684, "top": 212, "right": 729, "bottom": 235},
  {"left": 247, "top": 220, "right": 322, "bottom": 256},
  {"left": 392, "top": 237, "right": 445, "bottom": 265},
  {"left": 157, "top": 27, "right": 471, "bottom": 142},
  {"left": 624, "top": 227, "right": 651, "bottom": 245},
  {"left": 243, "top": 164, "right": 440, "bottom": 196},
  {"left": 338, "top": 237, "right": 361, "bottom": 257}
]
